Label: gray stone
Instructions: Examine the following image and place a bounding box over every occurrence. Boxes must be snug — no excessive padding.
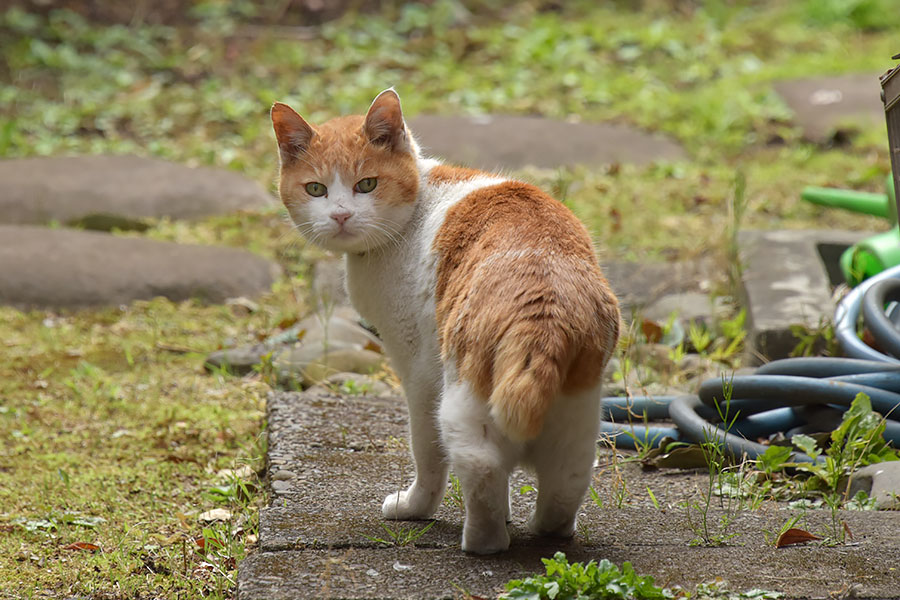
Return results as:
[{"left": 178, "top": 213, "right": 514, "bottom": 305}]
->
[
  {"left": 738, "top": 229, "right": 866, "bottom": 363},
  {"left": 774, "top": 73, "right": 885, "bottom": 142},
  {"left": 240, "top": 387, "right": 900, "bottom": 599},
  {"left": 270, "top": 480, "right": 291, "bottom": 493},
  {"left": 408, "top": 114, "right": 686, "bottom": 170},
  {"left": 0, "top": 155, "right": 273, "bottom": 227},
  {"left": 205, "top": 311, "right": 380, "bottom": 376},
  {"left": 0, "top": 225, "right": 280, "bottom": 309},
  {"left": 276, "top": 348, "right": 385, "bottom": 387},
  {"left": 849, "top": 462, "right": 900, "bottom": 509},
  {"left": 600, "top": 258, "right": 716, "bottom": 320},
  {"left": 270, "top": 470, "right": 295, "bottom": 482},
  {"left": 644, "top": 292, "right": 713, "bottom": 325}
]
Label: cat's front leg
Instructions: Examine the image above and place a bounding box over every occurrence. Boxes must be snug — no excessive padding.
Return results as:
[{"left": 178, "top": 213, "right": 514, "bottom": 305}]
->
[{"left": 382, "top": 370, "right": 448, "bottom": 520}]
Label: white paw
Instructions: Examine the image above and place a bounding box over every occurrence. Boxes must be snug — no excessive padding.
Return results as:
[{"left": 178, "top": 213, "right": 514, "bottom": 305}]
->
[
  {"left": 528, "top": 512, "right": 577, "bottom": 538},
  {"left": 381, "top": 488, "right": 434, "bottom": 520},
  {"left": 462, "top": 523, "right": 510, "bottom": 554}
]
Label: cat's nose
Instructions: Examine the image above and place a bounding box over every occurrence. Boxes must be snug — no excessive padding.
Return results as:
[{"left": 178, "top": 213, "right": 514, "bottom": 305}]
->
[{"left": 330, "top": 210, "right": 352, "bottom": 226}]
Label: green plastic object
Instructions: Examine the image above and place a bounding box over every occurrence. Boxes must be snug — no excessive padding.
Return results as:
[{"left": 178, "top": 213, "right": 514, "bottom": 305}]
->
[
  {"left": 801, "top": 176, "right": 898, "bottom": 286},
  {"left": 801, "top": 186, "right": 890, "bottom": 219}
]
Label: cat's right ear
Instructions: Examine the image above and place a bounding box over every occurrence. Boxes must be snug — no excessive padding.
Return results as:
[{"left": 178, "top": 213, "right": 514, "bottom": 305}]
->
[{"left": 271, "top": 102, "right": 315, "bottom": 165}]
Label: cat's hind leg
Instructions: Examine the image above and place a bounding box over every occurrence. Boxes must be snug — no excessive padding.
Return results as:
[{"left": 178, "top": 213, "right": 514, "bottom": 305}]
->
[
  {"left": 439, "top": 374, "right": 520, "bottom": 554},
  {"left": 525, "top": 386, "right": 601, "bottom": 538}
]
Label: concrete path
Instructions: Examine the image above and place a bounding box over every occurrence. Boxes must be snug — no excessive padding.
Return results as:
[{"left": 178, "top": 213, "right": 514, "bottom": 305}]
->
[{"left": 238, "top": 388, "right": 900, "bottom": 599}]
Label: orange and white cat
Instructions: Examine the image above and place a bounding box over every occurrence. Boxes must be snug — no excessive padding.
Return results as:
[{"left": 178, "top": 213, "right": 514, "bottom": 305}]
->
[{"left": 271, "top": 89, "right": 620, "bottom": 554}]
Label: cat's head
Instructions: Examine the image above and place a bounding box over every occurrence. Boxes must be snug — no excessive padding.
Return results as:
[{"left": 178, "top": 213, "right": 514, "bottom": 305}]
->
[{"left": 271, "top": 89, "right": 419, "bottom": 254}]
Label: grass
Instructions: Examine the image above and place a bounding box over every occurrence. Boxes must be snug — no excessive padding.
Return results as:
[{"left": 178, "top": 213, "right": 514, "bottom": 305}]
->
[{"left": 1, "top": 0, "right": 900, "bottom": 596}]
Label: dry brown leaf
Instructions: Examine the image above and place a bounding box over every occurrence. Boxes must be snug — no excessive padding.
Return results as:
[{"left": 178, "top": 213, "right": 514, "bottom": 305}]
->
[
  {"left": 776, "top": 528, "right": 821, "bottom": 548},
  {"left": 843, "top": 521, "right": 854, "bottom": 542},
  {"left": 62, "top": 542, "right": 100, "bottom": 552},
  {"left": 641, "top": 319, "right": 664, "bottom": 343}
]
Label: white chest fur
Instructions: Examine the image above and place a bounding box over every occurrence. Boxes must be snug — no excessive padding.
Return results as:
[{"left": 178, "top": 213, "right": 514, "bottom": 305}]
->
[{"left": 344, "top": 161, "right": 503, "bottom": 379}]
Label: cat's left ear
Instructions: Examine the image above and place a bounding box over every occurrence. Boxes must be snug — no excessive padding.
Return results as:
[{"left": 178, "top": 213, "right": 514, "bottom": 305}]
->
[{"left": 364, "top": 89, "right": 411, "bottom": 153}]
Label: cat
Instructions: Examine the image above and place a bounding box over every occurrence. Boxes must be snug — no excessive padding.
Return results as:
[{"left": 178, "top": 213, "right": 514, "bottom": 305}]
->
[{"left": 271, "top": 89, "right": 620, "bottom": 554}]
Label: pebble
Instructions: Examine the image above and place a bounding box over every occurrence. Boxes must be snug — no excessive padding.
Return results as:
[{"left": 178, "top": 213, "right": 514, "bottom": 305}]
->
[
  {"left": 270, "top": 469, "right": 295, "bottom": 481},
  {"left": 271, "top": 480, "right": 292, "bottom": 493}
]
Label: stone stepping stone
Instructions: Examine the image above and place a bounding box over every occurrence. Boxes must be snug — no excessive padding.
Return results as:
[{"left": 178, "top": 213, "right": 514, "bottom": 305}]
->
[
  {"left": 240, "top": 388, "right": 900, "bottom": 599},
  {"left": 774, "top": 73, "right": 885, "bottom": 142},
  {"left": 738, "top": 229, "right": 865, "bottom": 363},
  {"left": 0, "top": 225, "right": 280, "bottom": 309},
  {"left": 0, "top": 155, "right": 273, "bottom": 228},
  {"left": 408, "top": 115, "right": 686, "bottom": 170}
]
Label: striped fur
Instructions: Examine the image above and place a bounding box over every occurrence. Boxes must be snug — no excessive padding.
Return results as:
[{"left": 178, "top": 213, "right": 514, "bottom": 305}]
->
[{"left": 272, "top": 90, "right": 621, "bottom": 554}]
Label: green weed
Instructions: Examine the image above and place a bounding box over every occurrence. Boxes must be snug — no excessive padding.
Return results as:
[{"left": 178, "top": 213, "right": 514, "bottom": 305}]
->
[
  {"left": 684, "top": 376, "right": 747, "bottom": 546},
  {"left": 364, "top": 520, "right": 435, "bottom": 547},
  {"left": 501, "top": 552, "right": 673, "bottom": 600}
]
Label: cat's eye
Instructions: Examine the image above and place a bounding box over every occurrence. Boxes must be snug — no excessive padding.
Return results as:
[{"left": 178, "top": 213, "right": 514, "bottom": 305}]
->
[
  {"left": 305, "top": 182, "right": 327, "bottom": 197},
  {"left": 354, "top": 177, "right": 377, "bottom": 193}
]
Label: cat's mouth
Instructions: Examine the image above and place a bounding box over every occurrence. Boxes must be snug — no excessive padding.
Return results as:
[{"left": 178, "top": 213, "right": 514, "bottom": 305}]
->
[{"left": 332, "top": 227, "right": 357, "bottom": 239}]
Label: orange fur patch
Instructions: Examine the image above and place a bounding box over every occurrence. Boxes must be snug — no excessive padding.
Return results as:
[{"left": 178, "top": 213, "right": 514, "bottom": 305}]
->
[
  {"left": 427, "top": 165, "right": 486, "bottom": 185},
  {"left": 433, "top": 182, "right": 620, "bottom": 440}
]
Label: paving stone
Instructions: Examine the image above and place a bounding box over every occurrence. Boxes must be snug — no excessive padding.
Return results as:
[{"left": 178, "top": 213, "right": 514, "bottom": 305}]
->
[
  {"left": 0, "top": 225, "right": 280, "bottom": 309},
  {"left": 738, "top": 229, "right": 866, "bottom": 363},
  {"left": 244, "top": 387, "right": 900, "bottom": 599},
  {"left": 239, "top": 527, "right": 900, "bottom": 600},
  {"left": 408, "top": 115, "right": 686, "bottom": 170},
  {"left": 600, "top": 258, "right": 716, "bottom": 319},
  {"left": 0, "top": 155, "right": 273, "bottom": 227},
  {"left": 774, "top": 73, "right": 885, "bottom": 142}
]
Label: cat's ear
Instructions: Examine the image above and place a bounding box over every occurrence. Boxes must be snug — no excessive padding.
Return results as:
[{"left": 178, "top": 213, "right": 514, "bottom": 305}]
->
[
  {"left": 271, "top": 102, "right": 315, "bottom": 165},
  {"left": 364, "top": 89, "right": 411, "bottom": 153}
]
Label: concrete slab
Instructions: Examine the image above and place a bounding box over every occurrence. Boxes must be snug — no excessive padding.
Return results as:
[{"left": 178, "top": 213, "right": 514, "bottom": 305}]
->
[
  {"left": 240, "top": 509, "right": 900, "bottom": 600},
  {"left": 408, "top": 115, "right": 686, "bottom": 170},
  {"left": 241, "top": 388, "right": 900, "bottom": 599},
  {"left": 0, "top": 224, "right": 280, "bottom": 308},
  {"left": 0, "top": 155, "right": 273, "bottom": 227},
  {"left": 774, "top": 74, "right": 885, "bottom": 142},
  {"left": 738, "top": 229, "right": 867, "bottom": 363}
]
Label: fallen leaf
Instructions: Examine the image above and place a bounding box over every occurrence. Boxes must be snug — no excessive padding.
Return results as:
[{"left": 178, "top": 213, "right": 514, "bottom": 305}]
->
[
  {"left": 641, "top": 319, "right": 664, "bottom": 343},
  {"left": 63, "top": 542, "right": 100, "bottom": 552},
  {"left": 776, "top": 528, "right": 821, "bottom": 548},
  {"left": 278, "top": 317, "right": 299, "bottom": 330},
  {"left": 194, "top": 535, "right": 224, "bottom": 551}
]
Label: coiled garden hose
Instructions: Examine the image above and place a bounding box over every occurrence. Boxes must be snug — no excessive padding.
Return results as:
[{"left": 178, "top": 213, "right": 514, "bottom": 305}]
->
[{"left": 601, "top": 263, "right": 900, "bottom": 461}]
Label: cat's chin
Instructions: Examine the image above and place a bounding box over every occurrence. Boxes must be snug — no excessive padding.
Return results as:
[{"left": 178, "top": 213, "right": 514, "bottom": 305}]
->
[{"left": 316, "top": 232, "right": 390, "bottom": 255}]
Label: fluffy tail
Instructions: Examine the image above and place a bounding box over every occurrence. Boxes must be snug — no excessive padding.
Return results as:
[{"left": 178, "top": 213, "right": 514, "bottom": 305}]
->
[{"left": 486, "top": 322, "right": 568, "bottom": 441}]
